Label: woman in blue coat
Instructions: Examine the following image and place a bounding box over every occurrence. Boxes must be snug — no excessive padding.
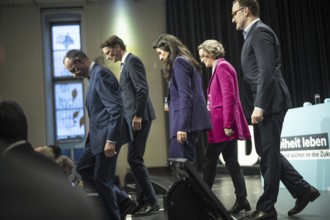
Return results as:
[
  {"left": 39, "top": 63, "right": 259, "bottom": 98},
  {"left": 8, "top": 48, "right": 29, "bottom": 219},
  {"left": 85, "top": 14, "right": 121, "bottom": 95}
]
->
[{"left": 153, "top": 33, "right": 212, "bottom": 163}]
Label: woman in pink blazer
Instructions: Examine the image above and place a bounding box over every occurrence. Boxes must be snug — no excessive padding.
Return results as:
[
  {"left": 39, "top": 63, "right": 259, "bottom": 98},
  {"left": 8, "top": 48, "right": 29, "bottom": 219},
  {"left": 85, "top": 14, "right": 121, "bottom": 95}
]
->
[{"left": 198, "top": 40, "right": 251, "bottom": 214}]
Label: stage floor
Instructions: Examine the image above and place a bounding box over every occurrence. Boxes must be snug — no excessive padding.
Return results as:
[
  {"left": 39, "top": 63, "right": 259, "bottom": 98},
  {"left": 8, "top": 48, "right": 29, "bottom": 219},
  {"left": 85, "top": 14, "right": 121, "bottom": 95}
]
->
[{"left": 125, "top": 170, "right": 330, "bottom": 220}]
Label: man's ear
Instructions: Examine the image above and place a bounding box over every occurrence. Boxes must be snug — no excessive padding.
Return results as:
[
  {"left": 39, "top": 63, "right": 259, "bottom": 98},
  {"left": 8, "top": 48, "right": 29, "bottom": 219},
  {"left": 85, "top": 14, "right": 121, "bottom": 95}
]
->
[
  {"left": 115, "top": 44, "right": 120, "bottom": 51},
  {"left": 74, "top": 57, "right": 81, "bottom": 63}
]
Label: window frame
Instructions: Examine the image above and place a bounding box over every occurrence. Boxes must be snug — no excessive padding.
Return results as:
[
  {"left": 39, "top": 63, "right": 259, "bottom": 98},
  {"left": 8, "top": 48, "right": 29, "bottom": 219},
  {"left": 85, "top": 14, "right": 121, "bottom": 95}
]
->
[{"left": 42, "top": 8, "right": 86, "bottom": 145}]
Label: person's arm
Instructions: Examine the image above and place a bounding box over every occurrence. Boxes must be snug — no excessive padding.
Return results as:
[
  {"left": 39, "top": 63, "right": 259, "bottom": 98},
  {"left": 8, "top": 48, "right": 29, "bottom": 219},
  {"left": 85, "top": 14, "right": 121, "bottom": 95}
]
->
[
  {"left": 97, "top": 70, "right": 123, "bottom": 156},
  {"left": 251, "top": 27, "right": 276, "bottom": 123},
  {"left": 252, "top": 27, "right": 277, "bottom": 111},
  {"left": 104, "top": 141, "right": 117, "bottom": 157},
  {"left": 218, "top": 62, "right": 236, "bottom": 130},
  {"left": 128, "top": 56, "right": 148, "bottom": 130},
  {"left": 173, "top": 57, "right": 193, "bottom": 143},
  {"left": 173, "top": 57, "right": 193, "bottom": 133},
  {"left": 128, "top": 56, "right": 149, "bottom": 117}
]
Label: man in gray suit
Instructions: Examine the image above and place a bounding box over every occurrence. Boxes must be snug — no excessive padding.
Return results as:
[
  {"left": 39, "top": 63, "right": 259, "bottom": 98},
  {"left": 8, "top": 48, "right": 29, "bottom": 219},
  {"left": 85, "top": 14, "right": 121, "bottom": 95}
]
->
[
  {"left": 232, "top": 0, "right": 319, "bottom": 219},
  {"left": 100, "top": 35, "right": 159, "bottom": 216}
]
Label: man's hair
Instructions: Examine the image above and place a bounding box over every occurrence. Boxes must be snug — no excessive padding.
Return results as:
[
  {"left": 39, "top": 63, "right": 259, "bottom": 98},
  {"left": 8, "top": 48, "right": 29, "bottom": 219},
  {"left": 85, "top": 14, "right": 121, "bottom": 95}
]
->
[
  {"left": 63, "top": 49, "right": 88, "bottom": 64},
  {"left": 0, "top": 100, "right": 28, "bottom": 142},
  {"left": 233, "top": 0, "right": 259, "bottom": 17},
  {"left": 100, "top": 35, "right": 126, "bottom": 50}
]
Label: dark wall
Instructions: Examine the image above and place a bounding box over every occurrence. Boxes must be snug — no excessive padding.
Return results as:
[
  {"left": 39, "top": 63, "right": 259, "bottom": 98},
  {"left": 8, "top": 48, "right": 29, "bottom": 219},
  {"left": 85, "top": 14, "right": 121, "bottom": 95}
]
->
[{"left": 165, "top": 0, "right": 330, "bottom": 107}]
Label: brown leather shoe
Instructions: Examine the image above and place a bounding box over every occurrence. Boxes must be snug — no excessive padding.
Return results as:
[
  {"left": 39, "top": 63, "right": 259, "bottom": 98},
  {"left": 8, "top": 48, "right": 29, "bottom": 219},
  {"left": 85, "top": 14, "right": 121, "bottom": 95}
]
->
[{"left": 288, "top": 186, "right": 320, "bottom": 216}]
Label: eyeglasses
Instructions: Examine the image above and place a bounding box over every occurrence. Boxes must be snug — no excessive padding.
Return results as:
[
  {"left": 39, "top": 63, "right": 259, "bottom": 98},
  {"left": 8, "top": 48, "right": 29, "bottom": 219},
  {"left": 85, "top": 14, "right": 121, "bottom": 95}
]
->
[{"left": 232, "top": 7, "right": 245, "bottom": 18}]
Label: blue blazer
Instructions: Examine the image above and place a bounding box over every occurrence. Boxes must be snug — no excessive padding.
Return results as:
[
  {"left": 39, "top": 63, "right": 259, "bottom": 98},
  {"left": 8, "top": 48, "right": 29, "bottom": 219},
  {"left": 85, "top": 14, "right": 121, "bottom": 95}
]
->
[
  {"left": 86, "top": 63, "right": 124, "bottom": 155},
  {"left": 168, "top": 56, "right": 212, "bottom": 138},
  {"left": 240, "top": 20, "right": 292, "bottom": 117}
]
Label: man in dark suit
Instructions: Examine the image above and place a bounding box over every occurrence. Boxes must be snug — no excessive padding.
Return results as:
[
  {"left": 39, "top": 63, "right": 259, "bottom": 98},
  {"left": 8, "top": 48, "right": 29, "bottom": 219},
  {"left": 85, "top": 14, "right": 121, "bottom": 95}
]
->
[
  {"left": 0, "top": 100, "right": 100, "bottom": 220},
  {"left": 100, "top": 35, "right": 159, "bottom": 216},
  {"left": 64, "top": 49, "right": 131, "bottom": 220},
  {"left": 232, "top": 1, "right": 320, "bottom": 219}
]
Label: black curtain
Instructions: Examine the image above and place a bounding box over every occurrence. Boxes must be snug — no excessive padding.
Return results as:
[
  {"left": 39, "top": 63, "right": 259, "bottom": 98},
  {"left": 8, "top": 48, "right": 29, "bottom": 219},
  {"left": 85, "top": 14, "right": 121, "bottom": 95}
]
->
[
  {"left": 164, "top": 0, "right": 330, "bottom": 170},
  {"left": 165, "top": 0, "right": 330, "bottom": 107}
]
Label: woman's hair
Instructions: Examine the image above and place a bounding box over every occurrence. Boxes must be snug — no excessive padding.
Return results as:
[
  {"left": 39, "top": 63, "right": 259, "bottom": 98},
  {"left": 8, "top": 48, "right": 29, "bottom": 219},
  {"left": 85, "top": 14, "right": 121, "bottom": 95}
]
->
[
  {"left": 153, "top": 33, "right": 201, "bottom": 80},
  {"left": 198, "top": 40, "right": 226, "bottom": 59}
]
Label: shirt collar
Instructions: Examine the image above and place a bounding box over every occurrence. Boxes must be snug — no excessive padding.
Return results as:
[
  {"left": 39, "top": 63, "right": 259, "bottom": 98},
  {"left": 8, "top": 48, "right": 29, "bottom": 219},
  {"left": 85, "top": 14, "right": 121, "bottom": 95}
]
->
[
  {"left": 88, "top": 61, "right": 95, "bottom": 78},
  {"left": 121, "top": 52, "right": 130, "bottom": 65},
  {"left": 243, "top": 18, "right": 260, "bottom": 39},
  {"left": 2, "top": 140, "right": 27, "bottom": 155}
]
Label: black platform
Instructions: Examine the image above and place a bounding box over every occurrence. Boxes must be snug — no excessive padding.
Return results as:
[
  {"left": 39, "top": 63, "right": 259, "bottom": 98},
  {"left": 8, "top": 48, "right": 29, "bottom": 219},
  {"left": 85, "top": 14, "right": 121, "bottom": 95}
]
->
[{"left": 122, "top": 166, "right": 330, "bottom": 220}]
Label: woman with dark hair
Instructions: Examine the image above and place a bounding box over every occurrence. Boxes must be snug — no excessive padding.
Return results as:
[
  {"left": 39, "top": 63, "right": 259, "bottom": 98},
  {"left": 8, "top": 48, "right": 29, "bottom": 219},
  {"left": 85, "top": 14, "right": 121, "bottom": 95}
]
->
[{"left": 153, "top": 33, "right": 212, "bottom": 164}]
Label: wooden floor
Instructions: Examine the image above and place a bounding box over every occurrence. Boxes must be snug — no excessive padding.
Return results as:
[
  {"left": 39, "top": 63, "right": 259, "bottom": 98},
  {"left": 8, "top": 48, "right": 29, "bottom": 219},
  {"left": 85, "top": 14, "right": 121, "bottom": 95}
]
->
[{"left": 125, "top": 168, "right": 330, "bottom": 220}]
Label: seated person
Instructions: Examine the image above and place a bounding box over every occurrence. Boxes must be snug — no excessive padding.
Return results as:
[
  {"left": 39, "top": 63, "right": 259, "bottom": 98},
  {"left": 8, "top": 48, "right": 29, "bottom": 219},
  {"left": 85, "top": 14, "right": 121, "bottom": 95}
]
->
[
  {"left": 49, "top": 144, "right": 62, "bottom": 159},
  {"left": 34, "top": 146, "right": 55, "bottom": 160},
  {"left": 56, "top": 154, "right": 74, "bottom": 177},
  {"left": 0, "top": 100, "right": 101, "bottom": 220}
]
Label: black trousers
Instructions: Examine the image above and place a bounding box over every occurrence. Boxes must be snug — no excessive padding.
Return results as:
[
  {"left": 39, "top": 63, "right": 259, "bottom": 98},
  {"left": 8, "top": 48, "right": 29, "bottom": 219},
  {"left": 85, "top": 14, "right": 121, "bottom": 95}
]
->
[
  {"left": 254, "top": 109, "right": 310, "bottom": 212},
  {"left": 76, "top": 143, "right": 127, "bottom": 220},
  {"left": 127, "top": 120, "right": 157, "bottom": 205},
  {"left": 203, "top": 140, "right": 247, "bottom": 198}
]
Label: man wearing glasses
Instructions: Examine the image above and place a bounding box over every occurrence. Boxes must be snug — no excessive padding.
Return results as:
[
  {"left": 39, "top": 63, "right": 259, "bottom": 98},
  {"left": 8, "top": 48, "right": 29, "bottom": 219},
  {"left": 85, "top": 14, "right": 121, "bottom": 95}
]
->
[
  {"left": 232, "top": 0, "right": 319, "bottom": 219},
  {"left": 63, "top": 49, "right": 132, "bottom": 220}
]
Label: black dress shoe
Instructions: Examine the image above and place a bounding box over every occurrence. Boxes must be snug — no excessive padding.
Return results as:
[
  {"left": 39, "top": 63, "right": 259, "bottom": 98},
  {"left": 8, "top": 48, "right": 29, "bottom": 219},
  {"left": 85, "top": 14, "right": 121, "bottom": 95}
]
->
[
  {"left": 229, "top": 198, "right": 251, "bottom": 214},
  {"left": 119, "top": 196, "right": 138, "bottom": 219},
  {"left": 240, "top": 210, "right": 277, "bottom": 220},
  {"left": 132, "top": 202, "right": 160, "bottom": 217},
  {"left": 130, "top": 202, "right": 144, "bottom": 214},
  {"left": 288, "top": 186, "right": 320, "bottom": 216}
]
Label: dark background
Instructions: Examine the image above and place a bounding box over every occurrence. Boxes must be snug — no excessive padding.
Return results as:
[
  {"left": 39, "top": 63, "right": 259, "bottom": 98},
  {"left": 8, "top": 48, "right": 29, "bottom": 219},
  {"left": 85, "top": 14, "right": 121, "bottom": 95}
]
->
[{"left": 165, "top": 0, "right": 330, "bottom": 107}]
